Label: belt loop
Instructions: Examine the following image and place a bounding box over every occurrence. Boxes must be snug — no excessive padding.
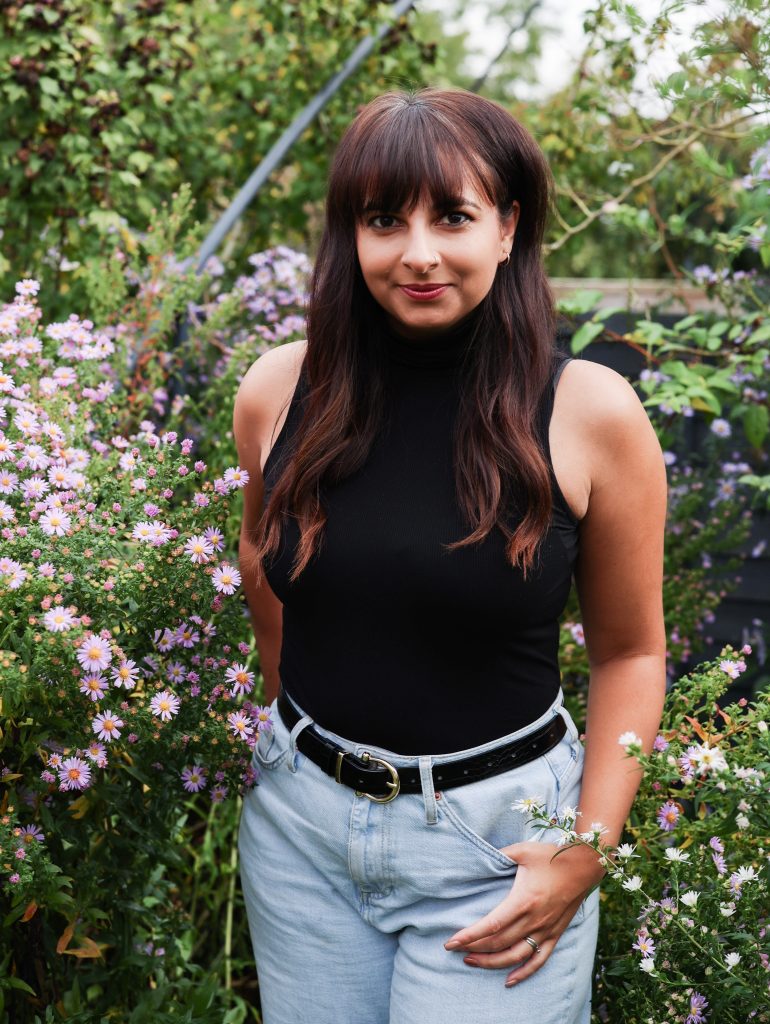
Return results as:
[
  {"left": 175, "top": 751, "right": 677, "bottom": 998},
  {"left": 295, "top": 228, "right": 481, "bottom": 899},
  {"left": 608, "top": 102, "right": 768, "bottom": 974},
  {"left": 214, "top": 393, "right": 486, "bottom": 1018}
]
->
[
  {"left": 288, "top": 715, "right": 313, "bottom": 773},
  {"left": 418, "top": 756, "right": 438, "bottom": 825}
]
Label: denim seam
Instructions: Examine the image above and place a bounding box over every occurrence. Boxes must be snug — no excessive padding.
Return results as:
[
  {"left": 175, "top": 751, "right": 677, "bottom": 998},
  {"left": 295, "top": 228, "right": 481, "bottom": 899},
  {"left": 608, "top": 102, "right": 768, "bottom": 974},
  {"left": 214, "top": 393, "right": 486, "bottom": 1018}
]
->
[{"left": 436, "top": 796, "right": 518, "bottom": 871}]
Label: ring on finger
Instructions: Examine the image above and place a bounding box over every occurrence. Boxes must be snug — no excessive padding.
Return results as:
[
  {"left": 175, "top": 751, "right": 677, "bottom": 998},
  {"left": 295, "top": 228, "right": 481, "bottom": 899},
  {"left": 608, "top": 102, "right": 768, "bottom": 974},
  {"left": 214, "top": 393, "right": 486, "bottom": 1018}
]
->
[{"left": 524, "top": 935, "right": 541, "bottom": 955}]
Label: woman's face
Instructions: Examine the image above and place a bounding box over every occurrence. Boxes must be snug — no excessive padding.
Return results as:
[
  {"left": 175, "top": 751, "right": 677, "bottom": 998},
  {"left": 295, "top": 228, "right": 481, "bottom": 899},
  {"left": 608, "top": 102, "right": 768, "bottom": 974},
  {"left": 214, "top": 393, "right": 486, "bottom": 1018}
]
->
[{"left": 355, "top": 180, "right": 519, "bottom": 339}]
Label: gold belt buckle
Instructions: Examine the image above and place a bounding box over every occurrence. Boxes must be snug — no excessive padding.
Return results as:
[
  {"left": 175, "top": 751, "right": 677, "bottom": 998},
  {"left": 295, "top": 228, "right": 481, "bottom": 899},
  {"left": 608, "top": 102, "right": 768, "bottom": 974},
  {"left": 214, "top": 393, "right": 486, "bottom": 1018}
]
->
[{"left": 335, "top": 750, "right": 400, "bottom": 802}]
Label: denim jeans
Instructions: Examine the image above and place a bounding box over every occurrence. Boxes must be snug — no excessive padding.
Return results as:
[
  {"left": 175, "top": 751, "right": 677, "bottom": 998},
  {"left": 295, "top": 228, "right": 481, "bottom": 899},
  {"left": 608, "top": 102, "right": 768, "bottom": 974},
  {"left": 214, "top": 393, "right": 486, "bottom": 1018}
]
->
[{"left": 238, "top": 690, "right": 600, "bottom": 1024}]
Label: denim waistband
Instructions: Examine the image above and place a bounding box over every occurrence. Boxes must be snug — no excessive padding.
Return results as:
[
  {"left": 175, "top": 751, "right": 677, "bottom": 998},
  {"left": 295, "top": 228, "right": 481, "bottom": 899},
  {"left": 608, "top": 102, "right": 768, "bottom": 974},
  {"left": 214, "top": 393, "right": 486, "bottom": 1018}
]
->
[{"left": 279, "top": 687, "right": 568, "bottom": 769}]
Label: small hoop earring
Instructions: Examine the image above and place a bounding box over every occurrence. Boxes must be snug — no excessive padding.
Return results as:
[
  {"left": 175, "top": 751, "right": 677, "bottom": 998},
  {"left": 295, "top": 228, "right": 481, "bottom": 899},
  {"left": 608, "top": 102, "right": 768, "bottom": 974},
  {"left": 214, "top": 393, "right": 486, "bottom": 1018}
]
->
[{"left": 500, "top": 252, "right": 511, "bottom": 267}]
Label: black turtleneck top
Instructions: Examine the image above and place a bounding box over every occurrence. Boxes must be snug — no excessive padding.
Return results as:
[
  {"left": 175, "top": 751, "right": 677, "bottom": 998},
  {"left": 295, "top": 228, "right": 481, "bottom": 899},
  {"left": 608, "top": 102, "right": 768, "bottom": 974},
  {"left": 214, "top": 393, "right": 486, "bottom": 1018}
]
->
[{"left": 262, "top": 317, "right": 579, "bottom": 754}]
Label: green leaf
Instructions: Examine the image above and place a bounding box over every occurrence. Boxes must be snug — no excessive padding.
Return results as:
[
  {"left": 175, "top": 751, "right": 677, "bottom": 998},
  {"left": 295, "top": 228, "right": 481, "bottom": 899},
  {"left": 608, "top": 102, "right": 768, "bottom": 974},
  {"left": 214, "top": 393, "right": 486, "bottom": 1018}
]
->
[
  {"left": 593, "top": 305, "right": 627, "bottom": 322},
  {"left": 570, "top": 321, "right": 604, "bottom": 354},
  {"left": 115, "top": 171, "right": 143, "bottom": 189},
  {"left": 128, "top": 151, "right": 154, "bottom": 174},
  {"left": 39, "top": 77, "right": 60, "bottom": 97},
  {"left": 744, "top": 404, "right": 769, "bottom": 450},
  {"left": 747, "top": 323, "right": 770, "bottom": 345},
  {"left": 673, "top": 315, "right": 701, "bottom": 331},
  {"left": 4, "top": 977, "right": 37, "bottom": 996},
  {"left": 557, "top": 289, "right": 603, "bottom": 316}
]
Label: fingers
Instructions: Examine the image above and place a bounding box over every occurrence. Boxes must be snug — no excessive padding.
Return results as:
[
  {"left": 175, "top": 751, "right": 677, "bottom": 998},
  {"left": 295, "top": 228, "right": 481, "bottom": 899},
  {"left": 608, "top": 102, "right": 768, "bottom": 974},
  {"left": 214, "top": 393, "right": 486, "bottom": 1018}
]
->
[
  {"left": 444, "top": 912, "right": 511, "bottom": 953},
  {"left": 446, "top": 901, "right": 580, "bottom": 985},
  {"left": 462, "top": 935, "right": 553, "bottom": 979}
]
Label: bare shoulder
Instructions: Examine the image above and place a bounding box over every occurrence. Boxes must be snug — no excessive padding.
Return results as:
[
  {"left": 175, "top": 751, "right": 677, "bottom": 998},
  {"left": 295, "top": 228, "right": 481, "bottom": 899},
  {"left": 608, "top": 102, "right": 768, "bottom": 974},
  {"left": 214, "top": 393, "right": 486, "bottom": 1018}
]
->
[
  {"left": 550, "top": 358, "right": 664, "bottom": 516},
  {"left": 235, "top": 339, "right": 307, "bottom": 411},
  {"left": 232, "top": 340, "right": 308, "bottom": 474},
  {"left": 558, "top": 358, "right": 647, "bottom": 431}
]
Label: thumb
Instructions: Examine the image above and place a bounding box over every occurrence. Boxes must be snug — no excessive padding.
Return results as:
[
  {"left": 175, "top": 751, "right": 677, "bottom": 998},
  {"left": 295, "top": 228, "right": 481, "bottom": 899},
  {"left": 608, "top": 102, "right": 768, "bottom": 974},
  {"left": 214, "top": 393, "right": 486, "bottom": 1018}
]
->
[{"left": 498, "top": 841, "right": 529, "bottom": 863}]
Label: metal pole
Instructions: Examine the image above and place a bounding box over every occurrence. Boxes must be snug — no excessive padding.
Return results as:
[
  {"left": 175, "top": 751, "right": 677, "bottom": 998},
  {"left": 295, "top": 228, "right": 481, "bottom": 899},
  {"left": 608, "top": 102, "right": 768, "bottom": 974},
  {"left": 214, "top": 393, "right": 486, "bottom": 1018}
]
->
[{"left": 194, "top": 0, "right": 417, "bottom": 273}]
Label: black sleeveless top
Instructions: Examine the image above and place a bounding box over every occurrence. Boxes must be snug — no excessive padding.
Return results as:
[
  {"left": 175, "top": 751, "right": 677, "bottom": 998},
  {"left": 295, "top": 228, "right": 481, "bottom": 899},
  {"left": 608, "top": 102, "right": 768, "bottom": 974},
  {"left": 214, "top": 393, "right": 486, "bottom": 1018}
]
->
[{"left": 262, "top": 320, "right": 579, "bottom": 754}]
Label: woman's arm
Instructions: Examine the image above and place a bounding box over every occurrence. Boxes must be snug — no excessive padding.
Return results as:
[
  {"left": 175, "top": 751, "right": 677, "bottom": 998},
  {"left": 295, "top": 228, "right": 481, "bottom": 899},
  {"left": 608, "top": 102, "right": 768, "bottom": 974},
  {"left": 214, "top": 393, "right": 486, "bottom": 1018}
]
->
[
  {"left": 444, "top": 360, "right": 668, "bottom": 982},
  {"left": 233, "top": 346, "right": 305, "bottom": 703},
  {"left": 570, "top": 358, "right": 668, "bottom": 848}
]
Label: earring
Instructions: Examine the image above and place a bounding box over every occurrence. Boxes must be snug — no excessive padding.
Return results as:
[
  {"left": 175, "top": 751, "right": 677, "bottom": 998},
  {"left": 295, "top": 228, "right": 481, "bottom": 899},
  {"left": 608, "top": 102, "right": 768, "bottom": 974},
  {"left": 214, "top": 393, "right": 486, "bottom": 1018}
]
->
[{"left": 500, "top": 252, "right": 511, "bottom": 267}]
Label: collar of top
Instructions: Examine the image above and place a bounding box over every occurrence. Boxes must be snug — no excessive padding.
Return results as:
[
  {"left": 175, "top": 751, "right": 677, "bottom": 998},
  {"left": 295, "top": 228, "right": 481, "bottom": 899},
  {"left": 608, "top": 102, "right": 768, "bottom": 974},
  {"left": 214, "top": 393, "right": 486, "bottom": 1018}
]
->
[{"left": 382, "top": 305, "right": 481, "bottom": 370}]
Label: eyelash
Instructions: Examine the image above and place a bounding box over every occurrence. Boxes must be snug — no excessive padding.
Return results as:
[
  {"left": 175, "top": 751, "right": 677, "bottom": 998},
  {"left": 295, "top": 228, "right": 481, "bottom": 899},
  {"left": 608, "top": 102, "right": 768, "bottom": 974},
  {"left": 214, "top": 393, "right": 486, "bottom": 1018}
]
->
[{"left": 366, "top": 211, "right": 472, "bottom": 229}]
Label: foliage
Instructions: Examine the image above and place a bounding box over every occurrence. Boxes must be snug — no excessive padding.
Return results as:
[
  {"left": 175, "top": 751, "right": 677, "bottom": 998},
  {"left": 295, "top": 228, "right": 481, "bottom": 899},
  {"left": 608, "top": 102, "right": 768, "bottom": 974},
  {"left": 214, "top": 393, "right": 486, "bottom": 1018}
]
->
[
  {"left": 527, "top": 647, "right": 770, "bottom": 1022},
  {"left": 0, "top": 0, "right": 432, "bottom": 318},
  {"left": 540, "top": 0, "right": 769, "bottom": 278},
  {"left": 411, "top": 0, "right": 549, "bottom": 98},
  {"left": 0, "top": 258, "right": 308, "bottom": 1019}
]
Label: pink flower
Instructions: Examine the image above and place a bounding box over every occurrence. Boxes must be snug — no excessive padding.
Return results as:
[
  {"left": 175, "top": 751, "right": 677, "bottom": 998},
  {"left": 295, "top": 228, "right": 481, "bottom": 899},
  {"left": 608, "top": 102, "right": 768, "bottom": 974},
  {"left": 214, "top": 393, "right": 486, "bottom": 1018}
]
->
[
  {"left": 111, "top": 659, "right": 139, "bottom": 690},
  {"left": 184, "top": 534, "right": 214, "bottom": 564},
  {"left": 79, "top": 673, "right": 108, "bottom": 701},
  {"left": 76, "top": 634, "right": 112, "bottom": 672},
  {"left": 150, "top": 691, "right": 181, "bottom": 722},
  {"left": 212, "top": 564, "right": 241, "bottom": 595},
  {"left": 224, "top": 466, "right": 249, "bottom": 490},
  {"left": 58, "top": 756, "right": 92, "bottom": 791},
  {"left": 92, "top": 710, "right": 124, "bottom": 742},
  {"left": 225, "top": 663, "right": 255, "bottom": 697},
  {"left": 227, "top": 711, "right": 254, "bottom": 739}
]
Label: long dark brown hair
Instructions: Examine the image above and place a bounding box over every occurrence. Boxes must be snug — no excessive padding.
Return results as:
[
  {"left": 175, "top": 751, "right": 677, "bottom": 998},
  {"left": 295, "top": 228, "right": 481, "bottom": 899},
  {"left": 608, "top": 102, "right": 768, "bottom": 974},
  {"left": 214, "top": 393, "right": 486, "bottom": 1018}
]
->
[{"left": 251, "top": 88, "right": 557, "bottom": 583}]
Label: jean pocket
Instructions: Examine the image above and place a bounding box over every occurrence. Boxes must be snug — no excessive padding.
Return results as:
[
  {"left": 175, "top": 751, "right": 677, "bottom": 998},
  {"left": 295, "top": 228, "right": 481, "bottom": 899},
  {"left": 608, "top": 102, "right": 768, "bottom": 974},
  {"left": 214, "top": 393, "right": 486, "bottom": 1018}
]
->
[
  {"left": 253, "top": 711, "right": 290, "bottom": 772},
  {"left": 437, "top": 754, "right": 557, "bottom": 872}
]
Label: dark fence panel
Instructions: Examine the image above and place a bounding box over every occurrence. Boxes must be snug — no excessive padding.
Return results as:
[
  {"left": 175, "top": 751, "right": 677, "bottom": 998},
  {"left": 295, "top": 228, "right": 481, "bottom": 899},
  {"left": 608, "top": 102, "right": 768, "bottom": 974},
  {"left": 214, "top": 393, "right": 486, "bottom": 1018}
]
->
[{"left": 557, "top": 315, "right": 770, "bottom": 700}]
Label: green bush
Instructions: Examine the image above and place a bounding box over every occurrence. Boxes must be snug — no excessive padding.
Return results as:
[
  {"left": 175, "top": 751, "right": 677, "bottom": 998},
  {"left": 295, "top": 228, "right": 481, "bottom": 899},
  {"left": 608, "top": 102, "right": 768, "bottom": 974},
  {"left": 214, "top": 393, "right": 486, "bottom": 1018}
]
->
[{"left": 0, "top": 0, "right": 432, "bottom": 317}]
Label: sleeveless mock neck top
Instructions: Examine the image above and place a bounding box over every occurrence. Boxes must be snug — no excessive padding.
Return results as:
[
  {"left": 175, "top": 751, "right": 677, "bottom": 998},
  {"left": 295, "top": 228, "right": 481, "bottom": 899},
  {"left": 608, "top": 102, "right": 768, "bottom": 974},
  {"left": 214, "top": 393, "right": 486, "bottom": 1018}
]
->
[{"left": 262, "top": 317, "right": 579, "bottom": 754}]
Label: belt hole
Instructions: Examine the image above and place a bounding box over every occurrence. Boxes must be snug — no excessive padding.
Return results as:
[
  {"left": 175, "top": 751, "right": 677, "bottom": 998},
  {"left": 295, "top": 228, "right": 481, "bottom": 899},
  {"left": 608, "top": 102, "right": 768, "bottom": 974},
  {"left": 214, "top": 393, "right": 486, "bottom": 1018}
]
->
[
  {"left": 437, "top": 774, "right": 443, "bottom": 780},
  {"left": 463, "top": 769, "right": 468, "bottom": 774}
]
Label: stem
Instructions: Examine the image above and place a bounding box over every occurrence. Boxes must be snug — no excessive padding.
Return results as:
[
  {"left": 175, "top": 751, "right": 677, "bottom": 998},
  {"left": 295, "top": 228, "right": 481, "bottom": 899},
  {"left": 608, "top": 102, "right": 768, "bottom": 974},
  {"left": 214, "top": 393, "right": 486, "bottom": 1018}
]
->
[{"left": 224, "top": 796, "right": 242, "bottom": 991}]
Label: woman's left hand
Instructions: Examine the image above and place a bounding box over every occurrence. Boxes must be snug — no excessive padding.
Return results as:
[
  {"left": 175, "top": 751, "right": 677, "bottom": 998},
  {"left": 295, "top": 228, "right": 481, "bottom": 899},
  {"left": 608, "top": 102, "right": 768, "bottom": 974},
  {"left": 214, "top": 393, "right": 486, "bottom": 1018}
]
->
[{"left": 443, "top": 840, "right": 605, "bottom": 986}]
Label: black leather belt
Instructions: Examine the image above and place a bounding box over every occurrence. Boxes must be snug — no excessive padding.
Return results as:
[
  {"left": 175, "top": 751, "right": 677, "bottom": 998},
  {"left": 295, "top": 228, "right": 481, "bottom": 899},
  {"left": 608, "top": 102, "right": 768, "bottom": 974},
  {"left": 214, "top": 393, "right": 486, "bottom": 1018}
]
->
[{"left": 276, "top": 688, "right": 567, "bottom": 803}]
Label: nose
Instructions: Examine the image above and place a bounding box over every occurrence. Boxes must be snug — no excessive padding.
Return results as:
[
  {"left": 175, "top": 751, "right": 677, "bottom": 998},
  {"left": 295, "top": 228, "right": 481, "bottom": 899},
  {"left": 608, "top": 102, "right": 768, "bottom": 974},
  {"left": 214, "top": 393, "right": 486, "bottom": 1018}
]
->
[{"left": 401, "top": 226, "right": 440, "bottom": 275}]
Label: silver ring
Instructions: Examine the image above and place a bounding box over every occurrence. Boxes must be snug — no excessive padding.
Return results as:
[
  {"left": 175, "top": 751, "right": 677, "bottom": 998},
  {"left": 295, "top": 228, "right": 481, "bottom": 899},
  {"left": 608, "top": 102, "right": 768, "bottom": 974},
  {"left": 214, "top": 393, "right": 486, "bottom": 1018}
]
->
[{"left": 524, "top": 935, "right": 541, "bottom": 955}]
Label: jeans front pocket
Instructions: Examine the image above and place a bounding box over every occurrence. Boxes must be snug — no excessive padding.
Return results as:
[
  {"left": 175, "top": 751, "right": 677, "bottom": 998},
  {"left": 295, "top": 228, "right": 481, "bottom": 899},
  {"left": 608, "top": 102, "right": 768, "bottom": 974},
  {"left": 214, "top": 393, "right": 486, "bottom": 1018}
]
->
[
  {"left": 253, "top": 703, "right": 290, "bottom": 772},
  {"left": 436, "top": 750, "right": 558, "bottom": 873}
]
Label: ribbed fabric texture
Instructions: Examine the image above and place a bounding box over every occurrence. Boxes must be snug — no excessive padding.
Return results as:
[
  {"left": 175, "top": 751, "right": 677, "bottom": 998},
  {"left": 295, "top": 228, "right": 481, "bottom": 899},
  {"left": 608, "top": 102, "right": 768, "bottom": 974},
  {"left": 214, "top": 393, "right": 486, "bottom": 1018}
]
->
[{"left": 262, "top": 317, "right": 579, "bottom": 754}]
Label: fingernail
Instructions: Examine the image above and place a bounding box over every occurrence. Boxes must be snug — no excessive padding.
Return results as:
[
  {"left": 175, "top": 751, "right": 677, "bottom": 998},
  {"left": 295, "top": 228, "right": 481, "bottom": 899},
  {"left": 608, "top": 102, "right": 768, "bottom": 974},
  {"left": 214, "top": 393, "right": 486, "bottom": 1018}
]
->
[
  {"left": 444, "top": 940, "right": 461, "bottom": 950},
  {"left": 505, "top": 977, "right": 518, "bottom": 988},
  {"left": 464, "top": 957, "right": 479, "bottom": 967}
]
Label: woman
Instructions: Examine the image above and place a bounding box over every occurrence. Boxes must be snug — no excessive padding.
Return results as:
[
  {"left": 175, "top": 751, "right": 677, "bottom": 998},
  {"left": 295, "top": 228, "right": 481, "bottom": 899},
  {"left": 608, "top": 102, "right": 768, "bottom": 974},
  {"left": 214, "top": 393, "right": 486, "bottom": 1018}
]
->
[{"left": 234, "top": 88, "right": 666, "bottom": 1024}]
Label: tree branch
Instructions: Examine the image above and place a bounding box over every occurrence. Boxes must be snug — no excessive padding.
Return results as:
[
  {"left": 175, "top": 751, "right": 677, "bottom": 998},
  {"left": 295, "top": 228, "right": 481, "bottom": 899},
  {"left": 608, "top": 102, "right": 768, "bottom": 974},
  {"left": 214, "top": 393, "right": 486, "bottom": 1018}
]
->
[{"left": 470, "top": 0, "right": 543, "bottom": 93}]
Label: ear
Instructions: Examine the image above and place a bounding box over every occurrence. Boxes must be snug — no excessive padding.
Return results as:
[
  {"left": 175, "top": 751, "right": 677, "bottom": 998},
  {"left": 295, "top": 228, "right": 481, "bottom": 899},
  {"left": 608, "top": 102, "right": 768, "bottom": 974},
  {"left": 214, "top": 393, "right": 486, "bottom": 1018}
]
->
[{"left": 500, "top": 201, "right": 520, "bottom": 250}]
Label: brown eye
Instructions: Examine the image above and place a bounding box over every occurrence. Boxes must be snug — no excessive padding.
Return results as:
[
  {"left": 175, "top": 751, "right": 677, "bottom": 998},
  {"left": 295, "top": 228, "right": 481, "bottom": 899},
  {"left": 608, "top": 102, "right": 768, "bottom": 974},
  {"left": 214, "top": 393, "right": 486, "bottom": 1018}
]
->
[
  {"left": 442, "top": 211, "right": 472, "bottom": 226},
  {"left": 369, "top": 214, "right": 399, "bottom": 229}
]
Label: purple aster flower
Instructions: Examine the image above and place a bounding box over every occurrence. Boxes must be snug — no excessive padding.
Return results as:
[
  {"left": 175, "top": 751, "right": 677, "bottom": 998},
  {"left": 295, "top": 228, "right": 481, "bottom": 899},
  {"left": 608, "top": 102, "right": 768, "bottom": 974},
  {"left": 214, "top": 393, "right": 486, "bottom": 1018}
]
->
[
  {"left": 254, "top": 705, "right": 274, "bottom": 733},
  {"left": 709, "top": 836, "right": 724, "bottom": 853},
  {"left": 19, "top": 824, "right": 44, "bottom": 845},
  {"left": 656, "top": 800, "right": 680, "bottom": 831},
  {"left": 652, "top": 734, "right": 669, "bottom": 752},
  {"left": 9, "top": 873, "right": 20, "bottom": 884},
  {"left": 712, "top": 852, "right": 727, "bottom": 875},
  {"left": 686, "top": 991, "right": 709, "bottom": 1024},
  {"left": 92, "top": 710, "right": 124, "bottom": 742},
  {"left": 632, "top": 931, "right": 656, "bottom": 958},
  {"left": 181, "top": 765, "right": 207, "bottom": 793},
  {"left": 57, "top": 756, "right": 92, "bottom": 791}
]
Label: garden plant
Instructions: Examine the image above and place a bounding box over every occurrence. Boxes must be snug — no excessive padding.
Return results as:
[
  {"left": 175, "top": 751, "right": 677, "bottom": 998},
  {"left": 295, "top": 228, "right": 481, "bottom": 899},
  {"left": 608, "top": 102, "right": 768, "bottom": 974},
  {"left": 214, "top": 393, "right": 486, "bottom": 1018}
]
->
[{"left": 1, "top": 0, "right": 770, "bottom": 1021}]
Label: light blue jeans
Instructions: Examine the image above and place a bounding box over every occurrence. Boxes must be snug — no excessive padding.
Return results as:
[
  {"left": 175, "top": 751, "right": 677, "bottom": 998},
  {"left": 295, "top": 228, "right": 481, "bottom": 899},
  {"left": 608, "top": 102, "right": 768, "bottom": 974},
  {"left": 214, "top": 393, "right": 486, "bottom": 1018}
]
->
[{"left": 238, "top": 690, "right": 600, "bottom": 1024}]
